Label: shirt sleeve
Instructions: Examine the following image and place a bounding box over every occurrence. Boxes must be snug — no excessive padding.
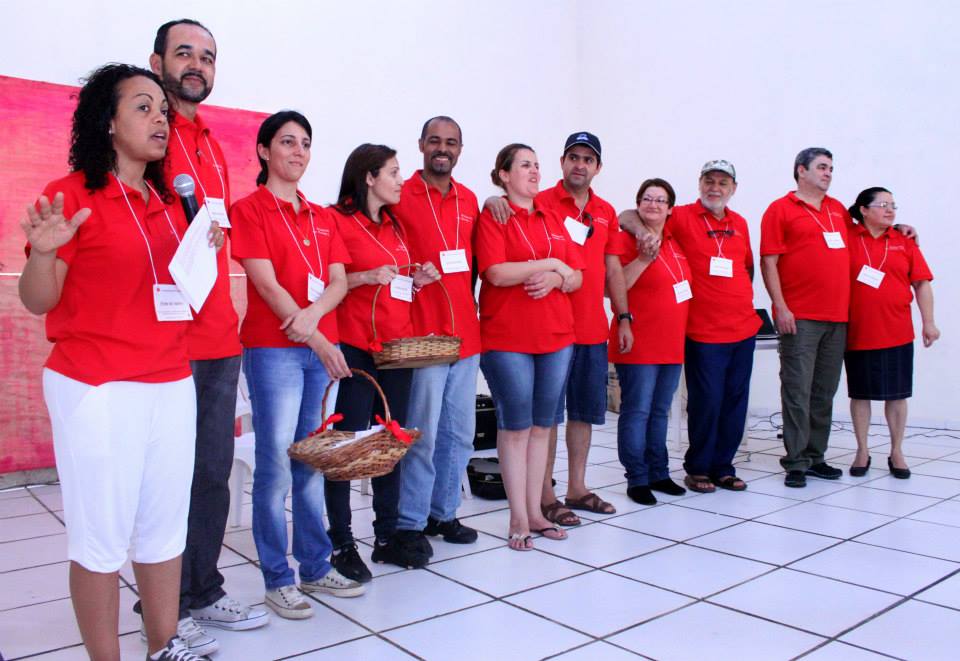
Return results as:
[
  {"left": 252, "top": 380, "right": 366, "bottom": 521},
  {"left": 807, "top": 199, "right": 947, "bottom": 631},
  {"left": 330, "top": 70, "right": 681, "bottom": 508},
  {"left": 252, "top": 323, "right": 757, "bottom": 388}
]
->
[
  {"left": 760, "top": 200, "right": 787, "bottom": 256},
  {"left": 327, "top": 214, "right": 353, "bottom": 267},
  {"left": 908, "top": 241, "right": 934, "bottom": 283},
  {"left": 739, "top": 216, "right": 755, "bottom": 271},
  {"left": 229, "top": 197, "right": 270, "bottom": 260},
  {"left": 475, "top": 210, "right": 507, "bottom": 274},
  {"left": 604, "top": 204, "right": 625, "bottom": 256}
]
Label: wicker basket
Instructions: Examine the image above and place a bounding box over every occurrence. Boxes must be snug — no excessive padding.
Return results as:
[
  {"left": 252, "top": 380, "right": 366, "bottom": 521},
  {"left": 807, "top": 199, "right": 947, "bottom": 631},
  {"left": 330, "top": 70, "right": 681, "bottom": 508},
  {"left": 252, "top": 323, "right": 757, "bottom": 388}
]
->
[
  {"left": 287, "top": 369, "right": 421, "bottom": 480},
  {"left": 370, "top": 263, "right": 462, "bottom": 369}
]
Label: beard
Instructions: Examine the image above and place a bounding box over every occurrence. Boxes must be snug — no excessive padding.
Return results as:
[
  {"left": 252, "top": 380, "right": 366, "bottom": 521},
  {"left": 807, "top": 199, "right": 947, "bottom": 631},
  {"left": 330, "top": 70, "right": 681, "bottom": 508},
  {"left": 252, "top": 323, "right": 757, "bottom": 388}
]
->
[
  {"left": 163, "top": 70, "right": 211, "bottom": 104},
  {"left": 425, "top": 153, "right": 455, "bottom": 175},
  {"left": 701, "top": 196, "right": 726, "bottom": 215}
]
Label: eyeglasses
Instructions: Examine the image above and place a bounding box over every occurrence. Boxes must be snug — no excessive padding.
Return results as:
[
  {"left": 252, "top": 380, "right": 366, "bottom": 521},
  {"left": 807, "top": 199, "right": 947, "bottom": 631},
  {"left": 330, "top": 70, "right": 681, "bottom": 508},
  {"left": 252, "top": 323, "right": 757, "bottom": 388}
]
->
[
  {"left": 640, "top": 196, "right": 670, "bottom": 206},
  {"left": 866, "top": 202, "right": 898, "bottom": 210},
  {"left": 706, "top": 229, "right": 735, "bottom": 238}
]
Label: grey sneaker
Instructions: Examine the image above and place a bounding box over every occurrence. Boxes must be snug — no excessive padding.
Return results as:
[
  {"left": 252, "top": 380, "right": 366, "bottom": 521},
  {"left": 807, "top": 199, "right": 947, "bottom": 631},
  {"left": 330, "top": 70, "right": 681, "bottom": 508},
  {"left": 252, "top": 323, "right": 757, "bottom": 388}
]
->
[
  {"left": 300, "top": 568, "right": 366, "bottom": 598},
  {"left": 190, "top": 595, "right": 269, "bottom": 631},
  {"left": 139, "top": 617, "right": 217, "bottom": 657},
  {"left": 146, "top": 635, "right": 209, "bottom": 660},
  {"left": 264, "top": 584, "right": 313, "bottom": 620}
]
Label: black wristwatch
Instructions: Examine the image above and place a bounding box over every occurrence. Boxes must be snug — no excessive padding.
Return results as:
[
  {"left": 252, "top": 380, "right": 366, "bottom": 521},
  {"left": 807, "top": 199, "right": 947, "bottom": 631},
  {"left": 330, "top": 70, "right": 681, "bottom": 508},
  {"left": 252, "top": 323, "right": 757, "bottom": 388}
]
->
[{"left": 617, "top": 312, "right": 634, "bottom": 324}]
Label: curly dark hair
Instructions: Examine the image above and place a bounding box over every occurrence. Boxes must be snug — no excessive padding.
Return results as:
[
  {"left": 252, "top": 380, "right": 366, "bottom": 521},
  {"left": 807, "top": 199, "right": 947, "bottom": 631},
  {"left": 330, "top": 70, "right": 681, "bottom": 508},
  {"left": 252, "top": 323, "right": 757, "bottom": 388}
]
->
[
  {"left": 335, "top": 143, "right": 398, "bottom": 223},
  {"left": 69, "top": 63, "right": 171, "bottom": 200}
]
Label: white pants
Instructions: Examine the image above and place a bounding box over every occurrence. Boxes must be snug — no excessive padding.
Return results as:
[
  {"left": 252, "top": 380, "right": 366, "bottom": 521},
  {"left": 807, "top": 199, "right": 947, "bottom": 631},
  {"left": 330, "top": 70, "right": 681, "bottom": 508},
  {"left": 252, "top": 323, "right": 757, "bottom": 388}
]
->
[{"left": 43, "top": 369, "right": 196, "bottom": 572}]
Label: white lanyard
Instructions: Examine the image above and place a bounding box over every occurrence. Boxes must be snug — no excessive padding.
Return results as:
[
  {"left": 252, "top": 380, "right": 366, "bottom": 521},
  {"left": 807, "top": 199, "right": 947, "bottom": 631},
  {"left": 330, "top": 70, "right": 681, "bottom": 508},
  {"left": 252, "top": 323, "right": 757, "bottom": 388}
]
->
[
  {"left": 423, "top": 178, "right": 460, "bottom": 251},
  {"left": 859, "top": 233, "right": 889, "bottom": 271},
  {"left": 114, "top": 173, "right": 180, "bottom": 286},
  {"left": 269, "top": 189, "right": 323, "bottom": 280},
  {"left": 701, "top": 214, "right": 728, "bottom": 258},
  {"left": 801, "top": 202, "right": 837, "bottom": 233},
  {"left": 351, "top": 213, "right": 411, "bottom": 271},
  {"left": 655, "top": 238, "right": 686, "bottom": 284},
  {"left": 174, "top": 128, "right": 226, "bottom": 200},
  {"left": 512, "top": 211, "right": 552, "bottom": 260}
]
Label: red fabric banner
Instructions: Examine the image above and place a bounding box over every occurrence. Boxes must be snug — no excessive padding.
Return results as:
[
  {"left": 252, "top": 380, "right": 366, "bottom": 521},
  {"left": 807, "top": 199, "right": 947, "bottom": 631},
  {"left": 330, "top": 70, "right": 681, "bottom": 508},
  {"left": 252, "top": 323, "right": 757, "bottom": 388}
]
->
[{"left": 0, "top": 75, "right": 265, "bottom": 474}]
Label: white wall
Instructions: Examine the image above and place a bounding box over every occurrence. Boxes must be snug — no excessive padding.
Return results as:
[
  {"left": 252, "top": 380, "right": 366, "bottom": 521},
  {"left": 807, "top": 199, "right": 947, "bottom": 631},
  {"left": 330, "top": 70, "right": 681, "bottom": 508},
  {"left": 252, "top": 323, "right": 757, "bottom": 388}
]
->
[{"left": 2, "top": 0, "right": 957, "bottom": 425}]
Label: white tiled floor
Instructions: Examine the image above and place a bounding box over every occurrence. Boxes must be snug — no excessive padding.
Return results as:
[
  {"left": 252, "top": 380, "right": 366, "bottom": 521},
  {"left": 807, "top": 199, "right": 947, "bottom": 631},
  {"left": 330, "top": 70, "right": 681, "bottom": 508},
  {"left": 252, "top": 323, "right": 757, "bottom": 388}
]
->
[{"left": 2, "top": 416, "right": 959, "bottom": 660}]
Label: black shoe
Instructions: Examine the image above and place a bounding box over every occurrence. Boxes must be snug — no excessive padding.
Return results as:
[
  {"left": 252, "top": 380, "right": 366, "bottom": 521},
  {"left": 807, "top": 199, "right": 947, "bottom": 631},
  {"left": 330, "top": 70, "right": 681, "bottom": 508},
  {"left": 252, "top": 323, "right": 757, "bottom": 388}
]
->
[
  {"left": 784, "top": 470, "right": 807, "bottom": 488},
  {"left": 626, "top": 485, "right": 657, "bottom": 505},
  {"left": 805, "top": 463, "right": 842, "bottom": 480},
  {"left": 371, "top": 531, "right": 430, "bottom": 569},
  {"left": 888, "top": 457, "right": 911, "bottom": 479},
  {"left": 849, "top": 456, "right": 872, "bottom": 477},
  {"left": 649, "top": 478, "right": 687, "bottom": 496},
  {"left": 330, "top": 543, "right": 372, "bottom": 584},
  {"left": 424, "top": 517, "right": 478, "bottom": 544}
]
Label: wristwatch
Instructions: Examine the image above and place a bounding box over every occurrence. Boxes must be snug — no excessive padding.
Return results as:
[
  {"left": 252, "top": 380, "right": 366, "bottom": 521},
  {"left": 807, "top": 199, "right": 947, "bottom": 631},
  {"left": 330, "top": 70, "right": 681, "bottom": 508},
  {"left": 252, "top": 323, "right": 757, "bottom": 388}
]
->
[{"left": 617, "top": 312, "right": 634, "bottom": 323}]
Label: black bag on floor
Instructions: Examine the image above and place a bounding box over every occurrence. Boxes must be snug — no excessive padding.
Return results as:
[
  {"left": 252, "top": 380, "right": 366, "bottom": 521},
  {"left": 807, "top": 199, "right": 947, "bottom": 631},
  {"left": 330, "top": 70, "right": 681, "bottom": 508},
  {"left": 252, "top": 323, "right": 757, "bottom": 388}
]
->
[
  {"left": 474, "top": 394, "right": 497, "bottom": 451},
  {"left": 467, "top": 457, "right": 506, "bottom": 499}
]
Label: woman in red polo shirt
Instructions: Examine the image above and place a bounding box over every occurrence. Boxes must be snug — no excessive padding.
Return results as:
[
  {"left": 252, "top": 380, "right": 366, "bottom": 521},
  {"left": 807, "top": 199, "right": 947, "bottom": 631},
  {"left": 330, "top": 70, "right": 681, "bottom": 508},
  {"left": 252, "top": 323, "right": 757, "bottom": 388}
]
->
[
  {"left": 325, "top": 143, "right": 441, "bottom": 578},
  {"left": 845, "top": 187, "right": 938, "bottom": 479},
  {"left": 610, "top": 179, "right": 690, "bottom": 505},
  {"left": 18, "top": 64, "right": 215, "bottom": 661},
  {"left": 476, "top": 143, "right": 584, "bottom": 551},
  {"left": 231, "top": 111, "right": 364, "bottom": 621}
]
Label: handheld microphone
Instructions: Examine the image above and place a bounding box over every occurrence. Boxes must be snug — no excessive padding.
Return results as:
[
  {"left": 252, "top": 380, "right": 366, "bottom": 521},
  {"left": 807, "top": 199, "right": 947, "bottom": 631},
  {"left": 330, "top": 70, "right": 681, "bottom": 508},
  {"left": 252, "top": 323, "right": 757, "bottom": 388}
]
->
[{"left": 173, "top": 173, "right": 201, "bottom": 224}]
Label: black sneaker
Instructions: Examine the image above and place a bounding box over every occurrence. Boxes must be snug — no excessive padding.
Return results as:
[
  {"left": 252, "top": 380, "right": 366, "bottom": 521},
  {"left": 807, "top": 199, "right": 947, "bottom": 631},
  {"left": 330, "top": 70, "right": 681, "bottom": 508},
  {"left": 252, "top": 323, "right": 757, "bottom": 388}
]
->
[
  {"left": 371, "top": 531, "right": 430, "bottom": 569},
  {"left": 626, "top": 485, "right": 657, "bottom": 505},
  {"left": 649, "top": 478, "right": 687, "bottom": 496},
  {"left": 784, "top": 470, "right": 807, "bottom": 488},
  {"left": 147, "top": 636, "right": 208, "bottom": 660},
  {"left": 424, "top": 517, "right": 479, "bottom": 544},
  {"left": 330, "top": 543, "right": 372, "bottom": 584},
  {"left": 806, "top": 463, "right": 842, "bottom": 480}
]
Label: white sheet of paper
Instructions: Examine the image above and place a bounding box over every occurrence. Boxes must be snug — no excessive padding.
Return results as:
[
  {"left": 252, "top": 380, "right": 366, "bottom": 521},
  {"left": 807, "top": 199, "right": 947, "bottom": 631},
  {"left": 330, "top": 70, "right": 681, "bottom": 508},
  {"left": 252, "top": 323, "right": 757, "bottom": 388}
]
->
[
  {"left": 308, "top": 274, "right": 325, "bottom": 302},
  {"left": 153, "top": 284, "right": 193, "bottom": 321},
  {"left": 328, "top": 425, "right": 385, "bottom": 450},
  {"left": 205, "top": 198, "right": 231, "bottom": 228},
  {"left": 823, "top": 231, "right": 845, "bottom": 249},
  {"left": 856, "top": 265, "right": 885, "bottom": 288},
  {"left": 709, "top": 256, "right": 734, "bottom": 277},
  {"left": 673, "top": 279, "right": 693, "bottom": 303},
  {"left": 390, "top": 274, "right": 414, "bottom": 302},
  {"left": 439, "top": 248, "right": 470, "bottom": 273},
  {"left": 563, "top": 216, "right": 590, "bottom": 245},
  {"left": 168, "top": 205, "right": 218, "bottom": 313}
]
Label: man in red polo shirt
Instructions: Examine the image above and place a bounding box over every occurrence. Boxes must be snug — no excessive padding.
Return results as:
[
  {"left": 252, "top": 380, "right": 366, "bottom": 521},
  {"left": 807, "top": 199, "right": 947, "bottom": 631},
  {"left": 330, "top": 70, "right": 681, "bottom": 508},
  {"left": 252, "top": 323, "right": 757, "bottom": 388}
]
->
[
  {"left": 392, "top": 116, "right": 482, "bottom": 557},
  {"left": 486, "top": 132, "right": 632, "bottom": 525},
  {"left": 144, "top": 18, "right": 266, "bottom": 653},
  {"left": 761, "top": 147, "right": 849, "bottom": 488}
]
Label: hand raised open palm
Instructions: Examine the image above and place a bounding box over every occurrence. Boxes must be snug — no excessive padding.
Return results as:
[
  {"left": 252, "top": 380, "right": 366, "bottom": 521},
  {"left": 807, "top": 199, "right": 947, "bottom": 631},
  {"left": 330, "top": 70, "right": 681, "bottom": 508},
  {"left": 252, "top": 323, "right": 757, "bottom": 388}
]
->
[{"left": 21, "top": 192, "right": 91, "bottom": 254}]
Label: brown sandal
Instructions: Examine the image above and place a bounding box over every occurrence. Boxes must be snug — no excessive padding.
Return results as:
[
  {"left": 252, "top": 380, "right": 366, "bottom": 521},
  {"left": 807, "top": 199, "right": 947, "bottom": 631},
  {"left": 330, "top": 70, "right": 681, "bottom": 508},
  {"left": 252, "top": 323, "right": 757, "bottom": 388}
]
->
[
  {"left": 712, "top": 475, "right": 747, "bottom": 491},
  {"left": 541, "top": 500, "right": 581, "bottom": 527},
  {"left": 683, "top": 474, "right": 716, "bottom": 493},
  {"left": 564, "top": 492, "right": 617, "bottom": 514}
]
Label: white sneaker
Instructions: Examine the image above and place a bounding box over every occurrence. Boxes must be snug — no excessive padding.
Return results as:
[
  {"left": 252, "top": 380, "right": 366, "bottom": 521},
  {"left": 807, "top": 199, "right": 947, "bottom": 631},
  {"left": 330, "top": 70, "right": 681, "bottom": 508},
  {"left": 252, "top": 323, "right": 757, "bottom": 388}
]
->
[
  {"left": 264, "top": 584, "right": 313, "bottom": 620},
  {"left": 140, "top": 617, "right": 217, "bottom": 657},
  {"left": 147, "top": 635, "right": 209, "bottom": 660},
  {"left": 300, "top": 568, "right": 366, "bottom": 598},
  {"left": 191, "top": 595, "right": 270, "bottom": 631}
]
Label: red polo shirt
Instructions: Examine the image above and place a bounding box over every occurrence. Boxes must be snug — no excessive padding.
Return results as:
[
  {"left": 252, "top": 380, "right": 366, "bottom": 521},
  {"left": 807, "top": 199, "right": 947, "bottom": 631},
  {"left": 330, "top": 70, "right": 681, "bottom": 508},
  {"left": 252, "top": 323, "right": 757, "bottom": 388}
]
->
[
  {"left": 165, "top": 110, "right": 241, "bottom": 360},
  {"left": 32, "top": 172, "right": 191, "bottom": 385},
  {"left": 609, "top": 229, "right": 690, "bottom": 365},
  {"left": 476, "top": 199, "right": 585, "bottom": 354},
  {"left": 847, "top": 224, "right": 933, "bottom": 351},
  {"left": 760, "top": 192, "right": 851, "bottom": 322},
  {"left": 331, "top": 207, "right": 415, "bottom": 350},
  {"left": 392, "top": 172, "right": 481, "bottom": 358},
  {"left": 670, "top": 200, "right": 760, "bottom": 343},
  {"left": 231, "top": 186, "right": 350, "bottom": 348},
  {"left": 535, "top": 181, "right": 622, "bottom": 345}
]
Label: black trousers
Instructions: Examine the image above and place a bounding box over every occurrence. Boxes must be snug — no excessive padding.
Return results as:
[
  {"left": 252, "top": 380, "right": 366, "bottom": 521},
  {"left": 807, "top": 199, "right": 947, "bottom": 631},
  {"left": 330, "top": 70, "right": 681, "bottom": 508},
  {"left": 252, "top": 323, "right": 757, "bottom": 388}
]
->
[{"left": 324, "top": 344, "right": 411, "bottom": 547}]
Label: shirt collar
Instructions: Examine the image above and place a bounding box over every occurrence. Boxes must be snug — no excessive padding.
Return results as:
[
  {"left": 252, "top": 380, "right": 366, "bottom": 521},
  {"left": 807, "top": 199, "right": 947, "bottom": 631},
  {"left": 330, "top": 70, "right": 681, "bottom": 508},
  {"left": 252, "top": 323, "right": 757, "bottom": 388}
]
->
[
  {"left": 170, "top": 110, "right": 209, "bottom": 137},
  {"left": 407, "top": 170, "right": 460, "bottom": 196}
]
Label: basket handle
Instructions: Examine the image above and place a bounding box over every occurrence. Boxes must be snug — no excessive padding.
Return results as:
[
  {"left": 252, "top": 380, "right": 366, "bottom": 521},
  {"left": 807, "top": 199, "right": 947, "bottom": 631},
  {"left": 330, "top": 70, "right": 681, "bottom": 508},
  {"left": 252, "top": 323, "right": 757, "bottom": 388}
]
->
[
  {"left": 320, "top": 367, "right": 392, "bottom": 425},
  {"left": 370, "top": 262, "right": 457, "bottom": 342}
]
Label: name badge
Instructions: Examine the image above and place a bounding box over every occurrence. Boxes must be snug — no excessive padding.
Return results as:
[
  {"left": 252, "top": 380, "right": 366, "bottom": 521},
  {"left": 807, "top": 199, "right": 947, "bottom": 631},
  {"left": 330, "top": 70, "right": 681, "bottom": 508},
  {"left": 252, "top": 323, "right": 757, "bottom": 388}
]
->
[
  {"left": 673, "top": 280, "right": 693, "bottom": 303},
  {"left": 205, "top": 198, "right": 230, "bottom": 228},
  {"left": 823, "top": 231, "right": 845, "bottom": 249},
  {"left": 307, "top": 273, "right": 326, "bottom": 302},
  {"left": 709, "top": 256, "right": 734, "bottom": 278},
  {"left": 856, "top": 265, "right": 885, "bottom": 289},
  {"left": 390, "top": 274, "right": 414, "bottom": 302},
  {"left": 154, "top": 284, "right": 193, "bottom": 321},
  {"left": 439, "top": 248, "right": 470, "bottom": 273},
  {"left": 563, "top": 216, "right": 590, "bottom": 245}
]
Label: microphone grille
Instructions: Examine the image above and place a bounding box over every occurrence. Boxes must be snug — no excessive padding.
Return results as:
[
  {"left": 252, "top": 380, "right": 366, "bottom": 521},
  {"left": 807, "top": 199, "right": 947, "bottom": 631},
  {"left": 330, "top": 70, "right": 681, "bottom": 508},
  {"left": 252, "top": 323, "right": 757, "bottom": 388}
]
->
[{"left": 173, "top": 173, "right": 196, "bottom": 196}]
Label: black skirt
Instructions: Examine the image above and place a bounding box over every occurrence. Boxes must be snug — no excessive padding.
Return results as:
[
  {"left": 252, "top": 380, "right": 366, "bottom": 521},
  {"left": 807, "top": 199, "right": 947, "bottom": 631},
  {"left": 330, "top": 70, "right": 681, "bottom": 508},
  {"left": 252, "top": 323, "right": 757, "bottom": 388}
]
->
[{"left": 845, "top": 342, "right": 914, "bottom": 401}]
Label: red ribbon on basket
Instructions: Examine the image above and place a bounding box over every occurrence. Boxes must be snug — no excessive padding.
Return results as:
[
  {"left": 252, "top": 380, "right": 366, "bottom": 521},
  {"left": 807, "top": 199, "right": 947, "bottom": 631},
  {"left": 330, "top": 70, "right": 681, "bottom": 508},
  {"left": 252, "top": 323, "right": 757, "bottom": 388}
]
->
[
  {"left": 369, "top": 339, "right": 383, "bottom": 352},
  {"left": 375, "top": 414, "right": 412, "bottom": 444},
  {"left": 310, "top": 413, "right": 344, "bottom": 436}
]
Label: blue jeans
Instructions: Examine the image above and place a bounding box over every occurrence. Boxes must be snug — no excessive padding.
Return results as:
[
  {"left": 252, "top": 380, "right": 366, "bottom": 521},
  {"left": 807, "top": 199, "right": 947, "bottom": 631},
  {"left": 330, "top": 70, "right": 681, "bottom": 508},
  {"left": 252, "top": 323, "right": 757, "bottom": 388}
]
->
[
  {"left": 615, "top": 363, "right": 681, "bottom": 487},
  {"left": 480, "top": 347, "right": 573, "bottom": 430},
  {"left": 554, "top": 342, "right": 609, "bottom": 425},
  {"left": 398, "top": 354, "right": 480, "bottom": 531},
  {"left": 683, "top": 337, "right": 755, "bottom": 478},
  {"left": 243, "top": 347, "right": 336, "bottom": 591}
]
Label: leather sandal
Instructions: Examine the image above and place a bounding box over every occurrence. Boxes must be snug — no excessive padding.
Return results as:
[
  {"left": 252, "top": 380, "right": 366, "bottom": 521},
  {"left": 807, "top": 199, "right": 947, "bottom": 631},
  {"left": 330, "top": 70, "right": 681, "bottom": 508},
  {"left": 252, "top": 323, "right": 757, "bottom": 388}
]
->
[
  {"left": 564, "top": 492, "right": 617, "bottom": 514},
  {"left": 541, "top": 500, "right": 581, "bottom": 526},
  {"left": 683, "top": 474, "right": 716, "bottom": 493},
  {"left": 712, "top": 475, "right": 747, "bottom": 491}
]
